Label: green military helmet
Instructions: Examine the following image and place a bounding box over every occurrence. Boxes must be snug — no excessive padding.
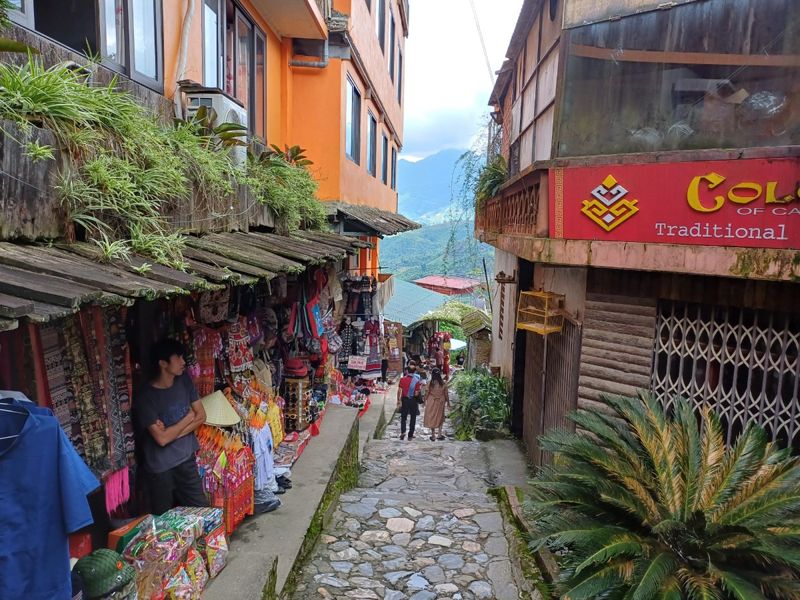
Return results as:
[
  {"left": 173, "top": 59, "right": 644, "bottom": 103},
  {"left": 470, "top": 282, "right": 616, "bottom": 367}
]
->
[{"left": 73, "top": 548, "right": 136, "bottom": 599}]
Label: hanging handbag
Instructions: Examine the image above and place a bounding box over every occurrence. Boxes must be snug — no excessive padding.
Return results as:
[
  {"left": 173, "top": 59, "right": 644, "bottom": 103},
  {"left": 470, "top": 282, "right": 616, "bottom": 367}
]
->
[
  {"left": 306, "top": 296, "right": 324, "bottom": 339},
  {"left": 197, "top": 288, "right": 230, "bottom": 324}
]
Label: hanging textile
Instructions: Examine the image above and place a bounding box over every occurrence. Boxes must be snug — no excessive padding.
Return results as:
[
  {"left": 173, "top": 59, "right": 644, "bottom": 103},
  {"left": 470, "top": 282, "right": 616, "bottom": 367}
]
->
[
  {"left": 102, "top": 307, "right": 136, "bottom": 470},
  {"left": 68, "top": 314, "right": 109, "bottom": 475},
  {"left": 226, "top": 318, "right": 254, "bottom": 373},
  {"left": 191, "top": 328, "right": 222, "bottom": 397},
  {"left": 39, "top": 323, "right": 75, "bottom": 434}
]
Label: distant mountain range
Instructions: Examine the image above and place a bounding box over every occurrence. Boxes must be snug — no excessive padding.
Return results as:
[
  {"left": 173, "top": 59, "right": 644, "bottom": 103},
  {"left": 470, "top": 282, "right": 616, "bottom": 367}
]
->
[
  {"left": 397, "top": 148, "right": 477, "bottom": 225},
  {"left": 382, "top": 148, "right": 494, "bottom": 284},
  {"left": 380, "top": 220, "right": 494, "bottom": 283}
]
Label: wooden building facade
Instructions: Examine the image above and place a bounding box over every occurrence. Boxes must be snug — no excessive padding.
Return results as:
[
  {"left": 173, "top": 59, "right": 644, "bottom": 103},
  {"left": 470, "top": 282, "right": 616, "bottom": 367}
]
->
[{"left": 478, "top": 0, "right": 800, "bottom": 463}]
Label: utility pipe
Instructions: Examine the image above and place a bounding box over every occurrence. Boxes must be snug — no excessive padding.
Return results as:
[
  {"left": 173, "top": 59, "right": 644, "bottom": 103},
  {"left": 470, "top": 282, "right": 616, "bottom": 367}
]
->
[
  {"left": 174, "top": 0, "right": 196, "bottom": 119},
  {"left": 289, "top": 38, "right": 330, "bottom": 69}
]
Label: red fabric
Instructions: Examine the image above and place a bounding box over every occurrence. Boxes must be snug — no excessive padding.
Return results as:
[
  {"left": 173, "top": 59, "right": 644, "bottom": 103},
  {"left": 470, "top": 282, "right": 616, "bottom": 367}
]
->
[
  {"left": 398, "top": 374, "right": 418, "bottom": 398},
  {"left": 357, "top": 397, "right": 371, "bottom": 419}
]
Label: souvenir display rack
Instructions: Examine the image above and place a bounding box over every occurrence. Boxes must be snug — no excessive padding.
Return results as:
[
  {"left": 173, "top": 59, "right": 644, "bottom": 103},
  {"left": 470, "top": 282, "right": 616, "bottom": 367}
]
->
[{"left": 283, "top": 377, "right": 312, "bottom": 432}]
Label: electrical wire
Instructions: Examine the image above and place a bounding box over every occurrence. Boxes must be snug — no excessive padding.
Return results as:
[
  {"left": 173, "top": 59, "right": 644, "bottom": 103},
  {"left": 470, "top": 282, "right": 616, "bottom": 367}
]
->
[{"left": 468, "top": 0, "right": 496, "bottom": 85}]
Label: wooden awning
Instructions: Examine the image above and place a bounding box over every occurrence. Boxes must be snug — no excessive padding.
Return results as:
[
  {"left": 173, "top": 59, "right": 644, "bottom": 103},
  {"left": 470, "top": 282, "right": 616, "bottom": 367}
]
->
[{"left": 0, "top": 229, "right": 365, "bottom": 328}]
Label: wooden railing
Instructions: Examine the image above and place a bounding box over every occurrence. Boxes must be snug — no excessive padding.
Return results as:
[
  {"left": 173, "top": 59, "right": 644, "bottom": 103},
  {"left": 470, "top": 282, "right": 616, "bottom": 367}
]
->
[{"left": 475, "top": 172, "right": 540, "bottom": 239}]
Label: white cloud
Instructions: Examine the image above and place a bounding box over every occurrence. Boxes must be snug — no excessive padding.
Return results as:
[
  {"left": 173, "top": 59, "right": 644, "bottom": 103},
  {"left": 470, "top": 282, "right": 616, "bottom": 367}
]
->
[{"left": 403, "top": 0, "right": 523, "bottom": 159}]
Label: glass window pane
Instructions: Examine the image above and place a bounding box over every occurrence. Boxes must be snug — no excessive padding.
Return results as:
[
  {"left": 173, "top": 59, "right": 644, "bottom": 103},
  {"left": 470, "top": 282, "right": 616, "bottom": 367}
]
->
[
  {"left": 558, "top": 0, "right": 800, "bottom": 156},
  {"left": 391, "top": 147, "right": 397, "bottom": 189},
  {"left": 9, "top": 0, "right": 23, "bottom": 12},
  {"left": 397, "top": 51, "right": 403, "bottom": 104},
  {"left": 389, "top": 12, "right": 395, "bottom": 80},
  {"left": 103, "top": 0, "right": 126, "bottom": 65},
  {"left": 224, "top": 2, "right": 234, "bottom": 95},
  {"left": 367, "top": 114, "right": 377, "bottom": 176},
  {"left": 255, "top": 35, "right": 266, "bottom": 139},
  {"left": 346, "top": 80, "right": 354, "bottom": 158},
  {"left": 203, "top": 1, "right": 219, "bottom": 87},
  {"left": 236, "top": 14, "right": 252, "bottom": 108},
  {"left": 132, "top": 0, "right": 157, "bottom": 79},
  {"left": 381, "top": 134, "right": 388, "bottom": 183}
]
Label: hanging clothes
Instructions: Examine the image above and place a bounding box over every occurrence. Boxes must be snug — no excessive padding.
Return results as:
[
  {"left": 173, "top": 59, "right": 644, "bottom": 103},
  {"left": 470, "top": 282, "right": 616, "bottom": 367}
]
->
[
  {"left": 250, "top": 423, "right": 277, "bottom": 494},
  {"left": 0, "top": 401, "right": 99, "bottom": 600}
]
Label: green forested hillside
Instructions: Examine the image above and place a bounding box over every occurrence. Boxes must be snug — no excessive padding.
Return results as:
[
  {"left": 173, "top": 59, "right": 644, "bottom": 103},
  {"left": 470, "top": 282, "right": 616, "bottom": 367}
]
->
[{"left": 380, "top": 220, "right": 494, "bottom": 282}]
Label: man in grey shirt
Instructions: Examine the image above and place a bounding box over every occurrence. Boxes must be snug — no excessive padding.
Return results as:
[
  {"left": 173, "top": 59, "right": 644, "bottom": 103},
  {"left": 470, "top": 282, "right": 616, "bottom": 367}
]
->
[{"left": 136, "top": 339, "right": 208, "bottom": 514}]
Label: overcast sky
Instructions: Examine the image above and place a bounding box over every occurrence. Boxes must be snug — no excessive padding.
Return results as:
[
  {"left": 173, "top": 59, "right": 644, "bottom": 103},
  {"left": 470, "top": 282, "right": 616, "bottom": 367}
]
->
[{"left": 402, "top": 0, "right": 524, "bottom": 161}]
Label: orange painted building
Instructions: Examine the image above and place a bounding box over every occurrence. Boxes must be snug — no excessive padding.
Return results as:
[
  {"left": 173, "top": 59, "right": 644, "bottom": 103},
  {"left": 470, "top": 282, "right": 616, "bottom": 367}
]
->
[{"left": 8, "top": 0, "right": 414, "bottom": 278}]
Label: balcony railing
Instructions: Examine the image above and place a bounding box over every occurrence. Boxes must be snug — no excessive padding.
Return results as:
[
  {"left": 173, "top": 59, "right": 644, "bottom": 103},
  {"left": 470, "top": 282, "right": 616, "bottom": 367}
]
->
[{"left": 475, "top": 171, "right": 540, "bottom": 239}]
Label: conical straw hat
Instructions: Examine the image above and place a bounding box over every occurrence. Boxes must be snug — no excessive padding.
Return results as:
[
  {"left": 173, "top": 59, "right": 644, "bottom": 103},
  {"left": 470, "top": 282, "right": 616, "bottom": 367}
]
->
[{"left": 201, "top": 390, "right": 241, "bottom": 427}]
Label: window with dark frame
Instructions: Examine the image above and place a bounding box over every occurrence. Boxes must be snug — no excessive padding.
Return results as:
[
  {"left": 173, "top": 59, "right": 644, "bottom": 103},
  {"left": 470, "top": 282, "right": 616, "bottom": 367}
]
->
[
  {"left": 375, "top": 0, "right": 386, "bottom": 53},
  {"left": 389, "top": 8, "right": 396, "bottom": 82},
  {"left": 367, "top": 112, "right": 378, "bottom": 177},
  {"left": 346, "top": 77, "right": 362, "bottom": 164},
  {"left": 381, "top": 133, "right": 389, "bottom": 184},
  {"left": 220, "top": 1, "right": 266, "bottom": 135},
  {"left": 391, "top": 146, "right": 397, "bottom": 190},
  {"left": 12, "top": 0, "right": 164, "bottom": 92},
  {"left": 100, "top": 0, "right": 163, "bottom": 90},
  {"left": 397, "top": 50, "right": 403, "bottom": 104}
]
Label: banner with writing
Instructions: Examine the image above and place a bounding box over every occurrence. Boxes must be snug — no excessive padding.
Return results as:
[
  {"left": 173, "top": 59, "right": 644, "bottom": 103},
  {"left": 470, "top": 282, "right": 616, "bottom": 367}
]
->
[{"left": 550, "top": 158, "right": 800, "bottom": 250}]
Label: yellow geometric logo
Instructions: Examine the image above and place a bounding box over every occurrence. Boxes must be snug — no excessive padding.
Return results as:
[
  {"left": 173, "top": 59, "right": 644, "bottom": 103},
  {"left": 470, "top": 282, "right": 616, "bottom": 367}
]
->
[{"left": 581, "top": 175, "right": 639, "bottom": 232}]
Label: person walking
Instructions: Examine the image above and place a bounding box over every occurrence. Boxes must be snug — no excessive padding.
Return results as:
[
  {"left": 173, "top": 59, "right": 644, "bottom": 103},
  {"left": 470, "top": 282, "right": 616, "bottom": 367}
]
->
[
  {"left": 423, "top": 368, "right": 450, "bottom": 441},
  {"left": 396, "top": 362, "right": 421, "bottom": 441}
]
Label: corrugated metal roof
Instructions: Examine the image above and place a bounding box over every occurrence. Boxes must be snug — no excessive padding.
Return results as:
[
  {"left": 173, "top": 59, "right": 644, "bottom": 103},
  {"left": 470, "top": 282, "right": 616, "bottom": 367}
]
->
[
  {"left": 382, "top": 279, "right": 448, "bottom": 327},
  {"left": 0, "top": 229, "right": 364, "bottom": 328},
  {"left": 325, "top": 201, "right": 420, "bottom": 236}
]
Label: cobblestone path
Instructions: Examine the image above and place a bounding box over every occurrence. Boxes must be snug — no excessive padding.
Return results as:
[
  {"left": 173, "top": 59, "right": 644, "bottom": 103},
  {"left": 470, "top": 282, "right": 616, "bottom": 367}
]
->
[{"left": 291, "top": 410, "right": 521, "bottom": 600}]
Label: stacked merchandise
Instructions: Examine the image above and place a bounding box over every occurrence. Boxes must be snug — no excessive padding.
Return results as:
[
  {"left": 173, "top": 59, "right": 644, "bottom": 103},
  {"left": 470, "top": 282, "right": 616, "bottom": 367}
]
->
[
  {"left": 122, "top": 508, "right": 227, "bottom": 599},
  {"left": 283, "top": 377, "right": 312, "bottom": 432},
  {"left": 195, "top": 421, "right": 254, "bottom": 535}
]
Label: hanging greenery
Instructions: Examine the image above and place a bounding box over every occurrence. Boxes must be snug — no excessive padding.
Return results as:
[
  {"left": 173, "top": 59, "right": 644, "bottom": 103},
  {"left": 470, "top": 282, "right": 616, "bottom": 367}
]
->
[
  {"left": 0, "top": 59, "right": 247, "bottom": 269},
  {"left": 474, "top": 153, "right": 508, "bottom": 207},
  {"left": 246, "top": 149, "right": 327, "bottom": 234}
]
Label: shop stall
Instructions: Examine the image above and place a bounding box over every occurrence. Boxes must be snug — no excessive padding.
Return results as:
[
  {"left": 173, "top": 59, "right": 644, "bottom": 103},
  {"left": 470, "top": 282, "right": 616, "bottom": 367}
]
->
[{"left": 0, "top": 230, "right": 373, "bottom": 599}]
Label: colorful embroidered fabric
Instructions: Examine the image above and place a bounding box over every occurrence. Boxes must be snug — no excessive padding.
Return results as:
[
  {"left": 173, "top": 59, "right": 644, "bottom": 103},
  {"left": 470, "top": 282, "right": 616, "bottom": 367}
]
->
[
  {"left": 103, "top": 307, "right": 136, "bottom": 470},
  {"left": 190, "top": 328, "right": 222, "bottom": 397},
  {"left": 226, "top": 318, "right": 254, "bottom": 373},
  {"left": 266, "top": 401, "right": 284, "bottom": 448},
  {"left": 39, "top": 322, "right": 76, "bottom": 435},
  {"left": 64, "top": 315, "right": 110, "bottom": 476}
]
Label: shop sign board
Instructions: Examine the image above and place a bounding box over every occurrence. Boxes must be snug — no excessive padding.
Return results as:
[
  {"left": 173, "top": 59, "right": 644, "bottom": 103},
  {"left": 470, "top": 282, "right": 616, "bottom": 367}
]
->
[
  {"left": 347, "top": 355, "right": 368, "bottom": 370},
  {"left": 549, "top": 158, "right": 800, "bottom": 250}
]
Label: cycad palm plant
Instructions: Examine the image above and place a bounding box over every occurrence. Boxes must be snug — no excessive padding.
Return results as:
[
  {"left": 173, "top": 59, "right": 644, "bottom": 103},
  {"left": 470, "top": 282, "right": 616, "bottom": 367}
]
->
[{"left": 528, "top": 392, "right": 800, "bottom": 600}]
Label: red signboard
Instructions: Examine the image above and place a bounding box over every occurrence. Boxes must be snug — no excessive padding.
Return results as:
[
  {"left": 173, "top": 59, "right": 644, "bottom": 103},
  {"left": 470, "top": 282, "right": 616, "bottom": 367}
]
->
[{"left": 549, "top": 158, "right": 800, "bottom": 249}]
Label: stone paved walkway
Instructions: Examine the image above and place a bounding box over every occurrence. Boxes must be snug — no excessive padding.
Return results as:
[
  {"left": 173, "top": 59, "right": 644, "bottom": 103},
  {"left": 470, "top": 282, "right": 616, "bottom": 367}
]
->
[{"left": 291, "top": 405, "right": 521, "bottom": 600}]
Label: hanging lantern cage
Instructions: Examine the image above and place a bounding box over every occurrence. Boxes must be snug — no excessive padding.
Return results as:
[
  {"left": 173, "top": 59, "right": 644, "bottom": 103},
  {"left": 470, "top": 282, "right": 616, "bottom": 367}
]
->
[{"left": 516, "top": 290, "right": 565, "bottom": 335}]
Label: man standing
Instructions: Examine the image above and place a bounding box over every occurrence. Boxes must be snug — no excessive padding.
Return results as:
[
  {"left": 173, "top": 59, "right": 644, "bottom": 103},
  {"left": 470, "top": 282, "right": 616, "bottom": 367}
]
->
[
  {"left": 136, "top": 339, "right": 208, "bottom": 514},
  {"left": 397, "top": 362, "right": 421, "bottom": 441}
]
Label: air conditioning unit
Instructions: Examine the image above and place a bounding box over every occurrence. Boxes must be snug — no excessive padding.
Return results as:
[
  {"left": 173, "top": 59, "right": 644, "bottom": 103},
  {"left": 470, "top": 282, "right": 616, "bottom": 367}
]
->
[{"left": 185, "top": 91, "right": 249, "bottom": 168}]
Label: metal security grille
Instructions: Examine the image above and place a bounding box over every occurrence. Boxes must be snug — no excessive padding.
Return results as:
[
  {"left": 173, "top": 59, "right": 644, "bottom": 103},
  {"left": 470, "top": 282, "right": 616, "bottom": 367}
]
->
[{"left": 652, "top": 301, "right": 800, "bottom": 449}]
